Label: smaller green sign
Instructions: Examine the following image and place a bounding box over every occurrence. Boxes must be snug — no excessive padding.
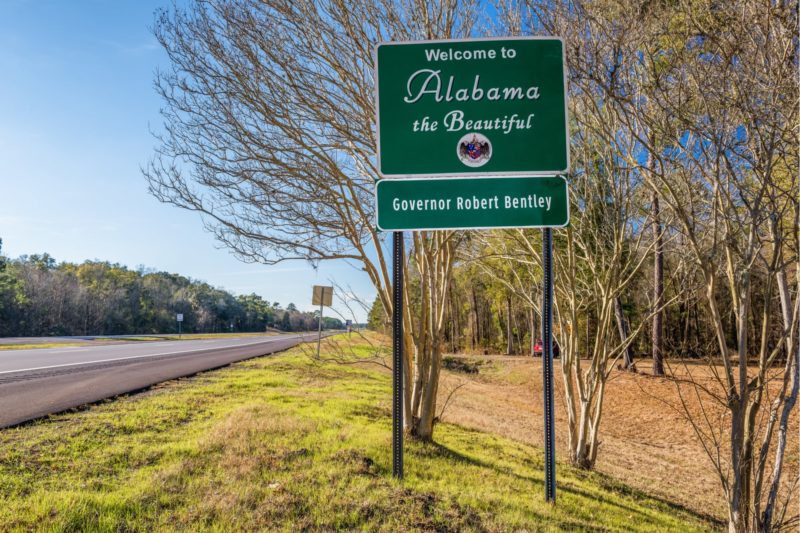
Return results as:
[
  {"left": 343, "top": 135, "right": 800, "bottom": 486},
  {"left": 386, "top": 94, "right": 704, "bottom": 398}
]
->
[{"left": 376, "top": 176, "right": 569, "bottom": 231}]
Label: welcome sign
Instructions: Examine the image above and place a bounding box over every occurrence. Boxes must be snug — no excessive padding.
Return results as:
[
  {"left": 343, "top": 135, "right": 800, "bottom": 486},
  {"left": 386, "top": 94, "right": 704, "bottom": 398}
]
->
[
  {"left": 377, "top": 37, "right": 570, "bottom": 492},
  {"left": 375, "top": 37, "right": 568, "bottom": 178}
]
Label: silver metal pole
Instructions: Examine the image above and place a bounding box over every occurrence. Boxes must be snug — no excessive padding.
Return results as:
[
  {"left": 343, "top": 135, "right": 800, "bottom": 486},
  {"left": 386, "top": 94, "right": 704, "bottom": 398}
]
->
[{"left": 316, "top": 295, "right": 324, "bottom": 359}]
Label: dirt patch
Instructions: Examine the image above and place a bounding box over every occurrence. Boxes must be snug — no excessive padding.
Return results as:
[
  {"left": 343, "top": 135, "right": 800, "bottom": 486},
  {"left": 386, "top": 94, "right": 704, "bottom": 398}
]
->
[
  {"left": 332, "top": 449, "right": 382, "bottom": 476},
  {"left": 397, "top": 488, "right": 486, "bottom": 532},
  {"left": 436, "top": 354, "right": 799, "bottom": 522}
]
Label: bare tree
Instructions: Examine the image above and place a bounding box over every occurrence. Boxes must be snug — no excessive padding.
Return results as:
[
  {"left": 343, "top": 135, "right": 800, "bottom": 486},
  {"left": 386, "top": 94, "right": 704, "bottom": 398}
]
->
[
  {"left": 468, "top": 101, "right": 656, "bottom": 469},
  {"left": 651, "top": 176, "right": 666, "bottom": 376},
  {"left": 145, "top": 0, "right": 485, "bottom": 440},
  {"left": 586, "top": 1, "right": 800, "bottom": 530},
  {"left": 403, "top": 231, "right": 462, "bottom": 438},
  {"left": 613, "top": 296, "right": 636, "bottom": 371},
  {"left": 499, "top": 9, "right": 799, "bottom": 524}
]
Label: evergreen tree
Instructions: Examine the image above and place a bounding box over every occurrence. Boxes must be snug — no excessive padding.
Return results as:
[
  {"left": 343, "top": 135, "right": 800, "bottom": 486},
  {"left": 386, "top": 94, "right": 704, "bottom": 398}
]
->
[{"left": 280, "top": 311, "right": 291, "bottom": 331}]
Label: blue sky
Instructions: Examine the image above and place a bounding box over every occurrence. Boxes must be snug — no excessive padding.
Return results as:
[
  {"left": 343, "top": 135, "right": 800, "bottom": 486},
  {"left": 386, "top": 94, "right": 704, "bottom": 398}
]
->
[{"left": 0, "top": 0, "right": 375, "bottom": 321}]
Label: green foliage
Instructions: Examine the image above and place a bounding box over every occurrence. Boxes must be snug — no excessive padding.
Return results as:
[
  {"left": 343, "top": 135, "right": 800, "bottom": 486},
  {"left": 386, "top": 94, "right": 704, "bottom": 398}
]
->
[
  {"left": 0, "top": 240, "right": 25, "bottom": 336},
  {"left": 280, "top": 311, "right": 291, "bottom": 331},
  {"left": 0, "top": 335, "right": 715, "bottom": 531},
  {"left": 366, "top": 294, "right": 386, "bottom": 331},
  {"left": 321, "top": 316, "right": 343, "bottom": 329},
  {"left": 0, "top": 249, "right": 334, "bottom": 337}
]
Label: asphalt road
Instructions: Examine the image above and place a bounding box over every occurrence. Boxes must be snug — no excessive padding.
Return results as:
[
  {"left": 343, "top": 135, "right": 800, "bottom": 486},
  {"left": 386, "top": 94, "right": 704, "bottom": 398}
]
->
[{"left": 0, "top": 333, "right": 322, "bottom": 428}]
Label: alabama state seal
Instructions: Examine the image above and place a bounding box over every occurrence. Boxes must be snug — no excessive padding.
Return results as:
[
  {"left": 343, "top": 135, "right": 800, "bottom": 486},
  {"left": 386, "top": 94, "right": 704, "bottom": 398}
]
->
[{"left": 457, "top": 132, "right": 492, "bottom": 168}]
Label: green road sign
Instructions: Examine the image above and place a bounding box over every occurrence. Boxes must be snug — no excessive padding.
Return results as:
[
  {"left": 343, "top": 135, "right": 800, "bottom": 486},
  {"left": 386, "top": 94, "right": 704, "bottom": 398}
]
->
[
  {"left": 375, "top": 37, "right": 568, "bottom": 178},
  {"left": 376, "top": 176, "right": 569, "bottom": 231}
]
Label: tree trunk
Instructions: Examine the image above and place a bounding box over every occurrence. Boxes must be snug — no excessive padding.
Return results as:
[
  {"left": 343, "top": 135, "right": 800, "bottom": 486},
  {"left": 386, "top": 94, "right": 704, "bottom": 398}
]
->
[
  {"left": 761, "top": 269, "right": 799, "bottom": 531},
  {"left": 572, "top": 399, "right": 593, "bottom": 469},
  {"left": 529, "top": 307, "right": 535, "bottom": 356},
  {"left": 652, "top": 189, "right": 665, "bottom": 376},
  {"left": 415, "top": 343, "right": 441, "bottom": 440},
  {"left": 506, "top": 296, "right": 513, "bottom": 355},
  {"left": 585, "top": 307, "right": 593, "bottom": 359},
  {"left": 471, "top": 287, "right": 479, "bottom": 351},
  {"left": 406, "top": 231, "right": 457, "bottom": 442},
  {"left": 513, "top": 308, "right": 523, "bottom": 354},
  {"left": 681, "top": 300, "right": 691, "bottom": 356},
  {"left": 728, "top": 399, "right": 755, "bottom": 533},
  {"left": 614, "top": 296, "right": 635, "bottom": 370}
]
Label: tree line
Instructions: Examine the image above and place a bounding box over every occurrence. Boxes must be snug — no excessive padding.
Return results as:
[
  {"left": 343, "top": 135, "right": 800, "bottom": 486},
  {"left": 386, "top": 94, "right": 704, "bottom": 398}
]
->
[
  {"left": 0, "top": 241, "right": 342, "bottom": 337},
  {"left": 370, "top": 233, "right": 787, "bottom": 365},
  {"left": 146, "top": 1, "right": 797, "bottom": 531}
]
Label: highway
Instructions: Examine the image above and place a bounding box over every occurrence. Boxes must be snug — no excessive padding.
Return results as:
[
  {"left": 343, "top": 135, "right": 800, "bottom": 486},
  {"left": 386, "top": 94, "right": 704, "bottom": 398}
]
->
[{"left": 0, "top": 333, "right": 321, "bottom": 428}]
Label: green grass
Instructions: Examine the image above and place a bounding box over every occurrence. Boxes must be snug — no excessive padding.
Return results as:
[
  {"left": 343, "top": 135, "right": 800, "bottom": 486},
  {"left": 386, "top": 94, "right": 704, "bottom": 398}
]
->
[
  {"left": 0, "top": 343, "right": 85, "bottom": 350},
  {"left": 0, "top": 335, "right": 717, "bottom": 531},
  {"left": 112, "top": 332, "right": 282, "bottom": 342},
  {"left": 0, "top": 332, "right": 282, "bottom": 349}
]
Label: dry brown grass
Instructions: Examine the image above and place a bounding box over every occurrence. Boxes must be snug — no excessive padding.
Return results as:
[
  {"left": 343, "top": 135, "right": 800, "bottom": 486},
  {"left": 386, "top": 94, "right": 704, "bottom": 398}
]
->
[{"left": 430, "top": 353, "right": 799, "bottom": 523}]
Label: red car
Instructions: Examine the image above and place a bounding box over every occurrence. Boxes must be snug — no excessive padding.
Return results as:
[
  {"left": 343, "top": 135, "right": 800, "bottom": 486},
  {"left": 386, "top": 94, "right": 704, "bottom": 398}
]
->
[{"left": 533, "top": 339, "right": 560, "bottom": 357}]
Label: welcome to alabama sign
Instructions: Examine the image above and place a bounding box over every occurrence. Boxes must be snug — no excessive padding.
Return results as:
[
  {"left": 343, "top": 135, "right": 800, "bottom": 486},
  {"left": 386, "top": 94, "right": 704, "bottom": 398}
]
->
[{"left": 375, "top": 37, "right": 569, "bottom": 178}]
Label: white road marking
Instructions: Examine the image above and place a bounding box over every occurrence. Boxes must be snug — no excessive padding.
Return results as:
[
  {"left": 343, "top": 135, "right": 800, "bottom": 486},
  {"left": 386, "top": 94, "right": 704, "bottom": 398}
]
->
[{"left": 0, "top": 335, "right": 309, "bottom": 376}]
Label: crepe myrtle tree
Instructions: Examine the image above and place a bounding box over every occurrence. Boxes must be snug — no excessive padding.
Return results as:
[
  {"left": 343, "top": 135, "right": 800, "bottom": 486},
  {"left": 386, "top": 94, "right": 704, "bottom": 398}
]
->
[
  {"left": 468, "top": 115, "right": 657, "bottom": 470},
  {"left": 509, "top": 1, "right": 799, "bottom": 528},
  {"left": 483, "top": 0, "right": 659, "bottom": 471},
  {"left": 144, "top": 0, "right": 486, "bottom": 440},
  {"left": 557, "top": 1, "right": 800, "bottom": 530}
]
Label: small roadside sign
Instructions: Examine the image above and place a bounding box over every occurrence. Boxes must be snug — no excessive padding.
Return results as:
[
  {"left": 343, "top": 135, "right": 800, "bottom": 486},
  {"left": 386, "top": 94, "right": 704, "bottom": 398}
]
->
[
  {"left": 312, "top": 286, "right": 333, "bottom": 307},
  {"left": 312, "top": 286, "right": 334, "bottom": 359},
  {"left": 176, "top": 313, "right": 184, "bottom": 322}
]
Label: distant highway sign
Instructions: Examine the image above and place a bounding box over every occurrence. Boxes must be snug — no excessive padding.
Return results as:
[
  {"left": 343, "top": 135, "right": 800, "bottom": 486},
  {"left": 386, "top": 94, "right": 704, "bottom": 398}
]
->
[{"left": 312, "top": 286, "right": 333, "bottom": 307}]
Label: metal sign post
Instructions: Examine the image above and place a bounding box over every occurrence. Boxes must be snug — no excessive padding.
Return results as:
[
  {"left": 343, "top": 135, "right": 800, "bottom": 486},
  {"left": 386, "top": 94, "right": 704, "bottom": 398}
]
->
[
  {"left": 542, "top": 228, "right": 556, "bottom": 502},
  {"left": 392, "top": 231, "right": 404, "bottom": 479},
  {"left": 312, "top": 286, "right": 333, "bottom": 359},
  {"left": 317, "top": 299, "right": 324, "bottom": 358},
  {"left": 176, "top": 313, "right": 183, "bottom": 338}
]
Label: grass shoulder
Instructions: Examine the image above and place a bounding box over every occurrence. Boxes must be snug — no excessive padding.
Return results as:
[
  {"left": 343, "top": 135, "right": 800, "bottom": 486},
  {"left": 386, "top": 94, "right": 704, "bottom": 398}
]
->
[
  {"left": 0, "top": 331, "right": 284, "bottom": 349},
  {"left": 0, "top": 334, "right": 718, "bottom": 531},
  {"left": 0, "top": 343, "right": 85, "bottom": 351}
]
